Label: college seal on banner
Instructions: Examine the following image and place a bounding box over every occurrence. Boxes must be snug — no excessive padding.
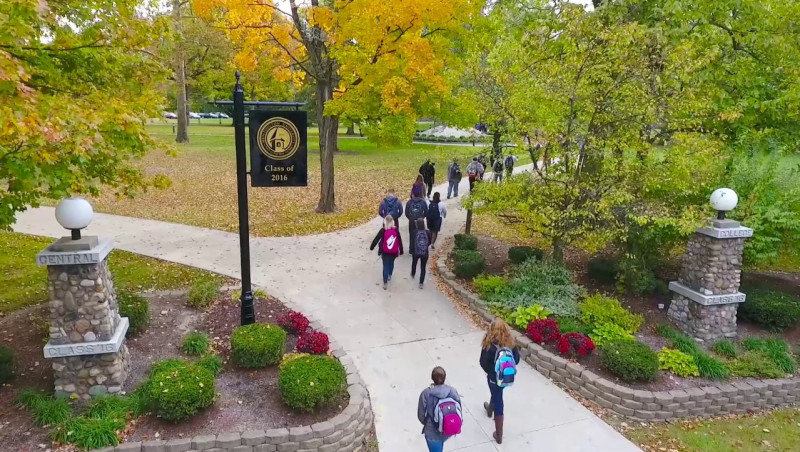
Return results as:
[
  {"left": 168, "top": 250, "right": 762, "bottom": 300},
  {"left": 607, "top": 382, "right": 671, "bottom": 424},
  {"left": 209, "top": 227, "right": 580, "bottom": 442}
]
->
[{"left": 256, "top": 117, "right": 301, "bottom": 161}]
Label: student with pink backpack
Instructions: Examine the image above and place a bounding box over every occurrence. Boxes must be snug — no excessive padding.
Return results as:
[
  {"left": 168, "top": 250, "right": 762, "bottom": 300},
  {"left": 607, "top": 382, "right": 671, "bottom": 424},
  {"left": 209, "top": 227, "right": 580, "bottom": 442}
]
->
[
  {"left": 369, "top": 215, "right": 404, "bottom": 290},
  {"left": 416, "top": 367, "right": 462, "bottom": 452}
]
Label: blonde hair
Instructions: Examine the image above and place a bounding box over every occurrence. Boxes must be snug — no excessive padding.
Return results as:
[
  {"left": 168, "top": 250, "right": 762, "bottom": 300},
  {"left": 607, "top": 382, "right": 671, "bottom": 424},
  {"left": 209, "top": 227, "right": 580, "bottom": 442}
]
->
[
  {"left": 384, "top": 215, "right": 395, "bottom": 229},
  {"left": 482, "top": 318, "right": 514, "bottom": 350}
]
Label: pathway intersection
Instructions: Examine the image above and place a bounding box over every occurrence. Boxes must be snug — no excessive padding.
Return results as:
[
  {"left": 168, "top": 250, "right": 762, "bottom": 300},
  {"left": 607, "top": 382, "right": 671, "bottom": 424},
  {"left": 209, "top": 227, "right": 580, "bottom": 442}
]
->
[{"left": 14, "top": 173, "right": 640, "bottom": 452}]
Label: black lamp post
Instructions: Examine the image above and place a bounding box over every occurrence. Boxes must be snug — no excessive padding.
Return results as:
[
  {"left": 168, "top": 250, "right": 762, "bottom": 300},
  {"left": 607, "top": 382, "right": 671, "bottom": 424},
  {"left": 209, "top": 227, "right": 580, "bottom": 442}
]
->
[{"left": 233, "top": 71, "right": 255, "bottom": 326}]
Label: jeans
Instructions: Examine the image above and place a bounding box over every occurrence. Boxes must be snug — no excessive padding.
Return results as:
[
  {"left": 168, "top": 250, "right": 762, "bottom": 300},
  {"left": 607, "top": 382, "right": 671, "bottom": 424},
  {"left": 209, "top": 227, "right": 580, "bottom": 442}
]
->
[
  {"left": 469, "top": 177, "right": 476, "bottom": 192},
  {"left": 425, "top": 438, "right": 444, "bottom": 452},
  {"left": 411, "top": 255, "right": 429, "bottom": 283},
  {"left": 381, "top": 254, "right": 396, "bottom": 284},
  {"left": 424, "top": 178, "right": 434, "bottom": 197},
  {"left": 488, "top": 379, "right": 505, "bottom": 416},
  {"left": 493, "top": 172, "right": 503, "bottom": 183},
  {"left": 447, "top": 179, "right": 459, "bottom": 198}
]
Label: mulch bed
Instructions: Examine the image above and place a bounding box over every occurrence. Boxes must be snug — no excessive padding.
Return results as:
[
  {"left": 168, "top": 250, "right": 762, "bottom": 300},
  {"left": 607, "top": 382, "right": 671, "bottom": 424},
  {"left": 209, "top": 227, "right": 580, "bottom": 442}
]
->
[{"left": 0, "top": 290, "right": 347, "bottom": 451}]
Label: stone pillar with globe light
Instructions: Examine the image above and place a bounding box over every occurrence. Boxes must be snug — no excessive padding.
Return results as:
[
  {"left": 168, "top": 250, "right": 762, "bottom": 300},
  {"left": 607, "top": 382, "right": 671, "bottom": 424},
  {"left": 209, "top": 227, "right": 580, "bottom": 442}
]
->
[
  {"left": 667, "top": 188, "right": 753, "bottom": 341},
  {"left": 37, "top": 198, "right": 130, "bottom": 399}
]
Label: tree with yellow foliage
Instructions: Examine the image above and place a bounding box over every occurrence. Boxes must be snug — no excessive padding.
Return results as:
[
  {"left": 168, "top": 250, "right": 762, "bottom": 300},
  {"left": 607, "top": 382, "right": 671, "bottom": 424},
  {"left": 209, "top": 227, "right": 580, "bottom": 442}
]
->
[{"left": 194, "top": 0, "right": 479, "bottom": 212}]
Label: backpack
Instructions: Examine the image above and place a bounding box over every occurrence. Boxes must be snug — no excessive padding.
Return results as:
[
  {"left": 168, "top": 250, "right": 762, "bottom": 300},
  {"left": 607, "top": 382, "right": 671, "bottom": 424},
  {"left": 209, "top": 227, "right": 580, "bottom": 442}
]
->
[
  {"left": 451, "top": 163, "right": 462, "bottom": 180},
  {"left": 493, "top": 160, "right": 503, "bottom": 172},
  {"left": 467, "top": 163, "right": 477, "bottom": 176},
  {"left": 381, "top": 228, "right": 399, "bottom": 255},
  {"left": 414, "top": 230, "right": 430, "bottom": 257},
  {"left": 426, "top": 203, "right": 441, "bottom": 223},
  {"left": 408, "top": 200, "right": 425, "bottom": 220},
  {"left": 504, "top": 155, "right": 514, "bottom": 169},
  {"left": 433, "top": 397, "right": 463, "bottom": 436},
  {"left": 494, "top": 347, "right": 517, "bottom": 388}
]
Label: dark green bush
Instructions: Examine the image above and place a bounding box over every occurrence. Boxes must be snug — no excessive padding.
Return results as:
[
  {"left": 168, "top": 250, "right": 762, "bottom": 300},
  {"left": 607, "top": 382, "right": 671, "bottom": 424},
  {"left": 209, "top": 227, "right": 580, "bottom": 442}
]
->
[
  {"left": 187, "top": 279, "right": 221, "bottom": 309},
  {"left": 118, "top": 292, "right": 150, "bottom": 337},
  {"left": 182, "top": 331, "right": 211, "bottom": 356},
  {"left": 148, "top": 360, "right": 215, "bottom": 421},
  {"left": 17, "top": 390, "right": 71, "bottom": 426},
  {"left": 712, "top": 340, "right": 737, "bottom": 359},
  {"left": 587, "top": 257, "right": 619, "bottom": 285},
  {"left": 556, "top": 317, "right": 592, "bottom": 335},
  {"left": 508, "top": 246, "right": 544, "bottom": 264},
  {"left": 51, "top": 416, "right": 124, "bottom": 450},
  {"left": 231, "top": 323, "right": 286, "bottom": 368},
  {"left": 0, "top": 346, "right": 14, "bottom": 384},
  {"left": 738, "top": 288, "right": 800, "bottom": 331},
  {"left": 454, "top": 234, "right": 478, "bottom": 251},
  {"left": 450, "top": 250, "right": 485, "bottom": 279},
  {"left": 197, "top": 354, "right": 223, "bottom": 376},
  {"left": 599, "top": 340, "right": 659, "bottom": 383},
  {"left": 279, "top": 355, "right": 346, "bottom": 412},
  {"left": 694, "top": 354, "right": 730, "bottom": 380}
]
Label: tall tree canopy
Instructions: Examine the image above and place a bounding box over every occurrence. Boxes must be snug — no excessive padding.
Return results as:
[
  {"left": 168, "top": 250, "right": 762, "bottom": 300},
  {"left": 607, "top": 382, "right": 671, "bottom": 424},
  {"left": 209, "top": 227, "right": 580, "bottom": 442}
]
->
[
  {"left": 0, "top": 0, "right": 167, "bottom": 229},
  {"left": 194, "top": 0, "right": 479, "bottom": 212}
]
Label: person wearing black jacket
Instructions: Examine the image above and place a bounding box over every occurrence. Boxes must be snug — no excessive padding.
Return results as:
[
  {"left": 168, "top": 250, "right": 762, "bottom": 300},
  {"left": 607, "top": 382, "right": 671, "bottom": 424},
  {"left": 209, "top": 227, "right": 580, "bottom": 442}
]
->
[
  {"left": 419, "top": 159, "right": 436, "bottom": 198},
  {"left": 369, "top": 215, "right": 404, "bottom": 290},
  {"left": 405, "top": 194, "right": 429, "bottom": 255},
  {"left": 479, "top": 319, "right": 520, "bottom": 444}
]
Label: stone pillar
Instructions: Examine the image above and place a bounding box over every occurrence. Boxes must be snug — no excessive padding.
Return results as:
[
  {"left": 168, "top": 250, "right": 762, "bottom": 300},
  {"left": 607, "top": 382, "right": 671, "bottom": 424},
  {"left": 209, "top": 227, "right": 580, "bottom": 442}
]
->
[
  {"left": 667, "top": 219, "right": 753, "bottom": 341},
  {"left": 37, "top": 237, "right": 130, "bottom": 399}
]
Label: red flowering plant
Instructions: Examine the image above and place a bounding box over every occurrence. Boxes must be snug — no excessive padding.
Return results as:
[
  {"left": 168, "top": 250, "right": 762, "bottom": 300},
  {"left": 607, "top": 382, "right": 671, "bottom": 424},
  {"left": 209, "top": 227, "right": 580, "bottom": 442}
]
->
[
  {"left": 277, "top": 311, "right": 310, "bottom": 334},
  {"left": 526, "top": 319, "right": 561, "bottom": 344},
  {"left": 296, "top": 331, "right": 330, "bottom": 355},
  {"left": 557, "top": 333, "right": 596, "bottom": 357}
]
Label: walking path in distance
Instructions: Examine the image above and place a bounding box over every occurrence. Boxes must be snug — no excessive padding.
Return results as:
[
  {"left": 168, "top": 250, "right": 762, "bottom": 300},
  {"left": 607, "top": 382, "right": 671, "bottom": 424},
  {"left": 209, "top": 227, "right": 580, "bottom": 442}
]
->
[{"left": 13, "top": 171, "right": 640, "bottom": 452}]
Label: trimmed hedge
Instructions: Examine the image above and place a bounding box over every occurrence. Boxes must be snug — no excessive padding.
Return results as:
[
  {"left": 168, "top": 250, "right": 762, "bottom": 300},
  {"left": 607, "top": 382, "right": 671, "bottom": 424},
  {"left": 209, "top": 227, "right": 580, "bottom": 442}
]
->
[
  {"left": 231, "top": 323, "right": 286, "bottom": 368},
  {"left": 508, "top": 246, "right": 543, "bottom": 264},
  {"left": 599, "top": 340, "right": 659, "bottom": 383},
  {"left": 738, "top": 288, "right": 800, "bottom": 331},
  {"left": 196, "top": 354, "right": 223, "bottom": 376},
  {"left": 148, "top": 360, "right": 215, "bottom": 421},
  {"left": 118, "top": 292, "right": 150, "bottom": 337},
  {"left": 454, "top": 234, "right": 478, "bottom": 251},
  {"left": 279, "top": 355, "right": 346, "bottom": 413},
  {"left": 587, "top": 257, "right": 619, "bottom": 285},
  {"left": 450, "top": 249, "right": 485, "bottom": 279}
]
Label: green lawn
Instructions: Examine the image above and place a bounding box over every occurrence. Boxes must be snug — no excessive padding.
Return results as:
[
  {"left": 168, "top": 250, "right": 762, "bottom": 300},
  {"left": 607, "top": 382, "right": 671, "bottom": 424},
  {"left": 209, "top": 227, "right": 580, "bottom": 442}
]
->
[
  {"left": 0, "top": 232, "right": 225, "bottom": 313},
  {"left": 627, "top": 408, "right": 800, "bottom": 452}
]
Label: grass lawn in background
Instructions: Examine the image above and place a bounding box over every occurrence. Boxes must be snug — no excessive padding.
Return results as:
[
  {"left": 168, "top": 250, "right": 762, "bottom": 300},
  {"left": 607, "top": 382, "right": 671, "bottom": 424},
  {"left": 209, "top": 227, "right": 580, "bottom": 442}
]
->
[
  {"left": 0, "top": 232, "right": 225, "bottom": 313},
  {"left": 84, "top": 123, "right": 520, "bottom": 237},
  {"left": 626, "top": 408, "right": 800, "bottom": 452}
]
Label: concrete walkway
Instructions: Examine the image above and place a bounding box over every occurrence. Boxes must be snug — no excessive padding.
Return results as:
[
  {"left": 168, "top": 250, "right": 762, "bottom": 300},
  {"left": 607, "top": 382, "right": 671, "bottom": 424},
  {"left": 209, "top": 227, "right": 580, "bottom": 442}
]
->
[{"left": 13, "top": 174, "right": 640, "bottom": 452}]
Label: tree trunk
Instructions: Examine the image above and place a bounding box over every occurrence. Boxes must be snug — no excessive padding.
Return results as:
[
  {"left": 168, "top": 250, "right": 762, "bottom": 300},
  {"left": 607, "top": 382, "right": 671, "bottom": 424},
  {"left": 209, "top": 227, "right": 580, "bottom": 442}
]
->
[
  {"left": 345, "top": 124, "right": 355, "bottom": 136},
  {"left": 552, "top": 237, "right": 565, "bottom": 263},
  {"left": 316, "top": 82, "right": 338, "bottom": 213},
  {"left": 491, "top": 128, "right": 502, "bottom": 167},
  {"left": 173, "top": 0, "right": 189, "bottom": 143}
]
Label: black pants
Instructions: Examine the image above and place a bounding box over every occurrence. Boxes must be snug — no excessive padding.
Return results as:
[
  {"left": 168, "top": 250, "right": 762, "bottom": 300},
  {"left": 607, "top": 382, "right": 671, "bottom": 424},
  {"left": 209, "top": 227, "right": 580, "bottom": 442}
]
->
[
  {"left": 424, "top": 178, "right": 434, "bottom": 197},
  {"left": 412, "top": 254, "right": 429, "bottom": 283},
  {"left": 408, "top": 223, "right": 417, "bottom": 255}
]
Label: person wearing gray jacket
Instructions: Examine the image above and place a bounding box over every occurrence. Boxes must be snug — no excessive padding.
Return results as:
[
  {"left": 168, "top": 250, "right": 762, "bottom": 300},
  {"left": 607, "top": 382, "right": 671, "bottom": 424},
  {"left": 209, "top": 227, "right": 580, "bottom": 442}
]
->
[{"left": 417, "top": 366, "right": 461, "bottom": 452}]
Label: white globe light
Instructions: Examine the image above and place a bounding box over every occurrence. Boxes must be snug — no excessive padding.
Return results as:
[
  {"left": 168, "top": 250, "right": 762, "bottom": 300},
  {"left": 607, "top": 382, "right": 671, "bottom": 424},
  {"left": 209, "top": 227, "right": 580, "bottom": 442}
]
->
[
  {"left": 55, "top": 197, "right": 94, "bottom": 231},
  {"left": 710, "top": 188, "right": 738, "bottom": 212}
]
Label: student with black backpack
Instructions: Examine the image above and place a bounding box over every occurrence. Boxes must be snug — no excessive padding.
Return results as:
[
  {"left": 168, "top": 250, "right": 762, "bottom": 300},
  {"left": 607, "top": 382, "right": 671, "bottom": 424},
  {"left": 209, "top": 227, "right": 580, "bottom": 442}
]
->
[
  {"left": 446, "top": 158, "right": 462, "bottom": 199},
  {"left": 504, "top": 154, "right": 515, "bottom": 178},
  {"left": 479, "top": 318, "right": 521, "bottom": 444},
  {"left": 417, "top": 366, "right": 463, "bottom": 452},
  {"left": 411, "top": 219, "right": 432, "bottom": 289},
  {"left": 405, "top": 193, "right": 428, "bottom": 255},
  {"left": 426, "top": 192, "right": 447, "bottom": 249}
]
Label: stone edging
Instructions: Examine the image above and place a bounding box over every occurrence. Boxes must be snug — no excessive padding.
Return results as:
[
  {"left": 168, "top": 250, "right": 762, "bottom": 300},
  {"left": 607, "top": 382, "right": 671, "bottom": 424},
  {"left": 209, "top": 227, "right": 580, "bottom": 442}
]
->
[
  {"left": 92, "top": 311, "right": 373, "bottom": 452},
  {"left": 434, "top": 241, "right": 800, "bottom": 422}
]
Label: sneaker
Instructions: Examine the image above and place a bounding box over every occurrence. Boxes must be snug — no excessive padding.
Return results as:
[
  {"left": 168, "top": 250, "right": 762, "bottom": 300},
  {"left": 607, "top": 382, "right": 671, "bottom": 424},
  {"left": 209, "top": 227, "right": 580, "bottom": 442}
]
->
[
  {"left": 383, "top": 282, "right": 387, "bottom": 290},
  {"left": 388, "top": 275, "right": 392, "bottom": 282},
  {"left": 419, "top": 283, "right": 424, "bottom": 289},
  {"left": 431, "top": 244, "right": 436, "bottom": 249},
  {"left": 411, "top": 272, "right": 415, "bottom": 278}
]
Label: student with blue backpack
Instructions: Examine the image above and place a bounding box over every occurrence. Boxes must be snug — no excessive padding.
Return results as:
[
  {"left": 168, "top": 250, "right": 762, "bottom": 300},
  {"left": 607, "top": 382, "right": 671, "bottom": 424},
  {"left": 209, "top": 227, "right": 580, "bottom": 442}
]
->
[
  {"left": 369, "top": 215, "right": 404, "bottom": 290},
  {"left": 417, "top": 366, "right": 463, "bottom": 452},
  {"left": 479, "top": 319, "right": 520, "bottom": 444}
]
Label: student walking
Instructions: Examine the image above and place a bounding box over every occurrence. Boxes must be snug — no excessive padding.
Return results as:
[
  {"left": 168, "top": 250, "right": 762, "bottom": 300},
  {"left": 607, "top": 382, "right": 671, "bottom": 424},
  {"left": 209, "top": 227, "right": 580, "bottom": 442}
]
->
[
  {"left": 466, "top": 157, "right": 484, "bottom": 192},
  {"left": 419, "top": 159, "right": 436, "bottom": 198},
  {"left": 446, "top": 159, "right": 462, "bottom": 199},
  {"left": 411, "top": 219, "right": 431, "bottom": 289},
  {"left": 426, "top": 192, "right": 447, "bottom": 249},
  {"left": 504, "top": 154, "right": 516, "bottom": 178},
  {"left": 479, "top": 319, "right": 521, "bottom": 444},
  {"left": 411, "top": 174, "right": 426, "bottom": 200},
  {"left": 405, "top": 192, "right": 428, "bottom": 255},
  {"left": 369, "top": 215, "right": 404, "bottom": 290},
  {"left": 378, "top": 189, "right": 403, "bottom": 224},
  {"left": 417, "top": 366, "right": 463, "bottom": 452},
  {"left": 492, "top": 158, "right": 504, "bottom": 183}
]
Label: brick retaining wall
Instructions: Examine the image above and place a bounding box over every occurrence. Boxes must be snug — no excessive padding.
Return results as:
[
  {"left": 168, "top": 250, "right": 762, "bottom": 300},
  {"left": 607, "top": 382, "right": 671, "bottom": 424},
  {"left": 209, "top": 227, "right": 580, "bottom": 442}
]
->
[{"left": 435, "top": 243, "right": 800, "bottom": 422}]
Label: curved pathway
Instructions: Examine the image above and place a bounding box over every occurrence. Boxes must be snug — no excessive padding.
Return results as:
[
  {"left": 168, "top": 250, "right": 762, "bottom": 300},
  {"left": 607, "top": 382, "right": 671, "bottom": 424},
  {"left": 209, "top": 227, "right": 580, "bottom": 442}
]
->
[{"left": 13, "top": 173, "right": 639, "bottom": 452}]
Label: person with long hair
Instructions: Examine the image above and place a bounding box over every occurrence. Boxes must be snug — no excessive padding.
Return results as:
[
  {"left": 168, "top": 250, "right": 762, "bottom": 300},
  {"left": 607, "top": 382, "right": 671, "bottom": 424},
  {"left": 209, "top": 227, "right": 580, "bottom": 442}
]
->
[
  {"left": 369, "top": 215, "right": 404, "bottom": 290},
  {"left": 411, "top": 174, "right": 426, "bottom": 199},
  {"left": 479, "top": 319, "right": 520, "bottom": 444}
]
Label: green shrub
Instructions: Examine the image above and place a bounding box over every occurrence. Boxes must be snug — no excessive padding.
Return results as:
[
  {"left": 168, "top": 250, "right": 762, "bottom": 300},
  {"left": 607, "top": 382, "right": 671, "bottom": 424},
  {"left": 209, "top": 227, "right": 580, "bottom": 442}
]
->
[
  {"left": 738, "top": 288, "right": 800, "bottom": 331},
  {"left": 658, "top": 348, "right": 699, "bottom": 377},
  {"left": 85, "top": 395, "right": 132, "bottom": 420},
  {"left": 182, "top": 331, "right": 211, "bottom": 356},
  {"left": 587, "top": 257, "right": 619, "bottom": 285},
  {"left": 51, "top": 416, "right": 124, "bottom": 450},
  {"left": 618, "top": 258, "right": 666, "bottom": 295},
  {"left": 599, "top": 340, "right": 659, "bottom": 383},
  {"left": 148, "top": 360, "right": 215, "bottom": 421},
  {"left": 508, "top": 246, "right": 544, "bottom": 264},
  {"left": 556, "top": 317, "right": 592, "bottom": 335},
  {"left": 694, "top": 354, "right": 730, "bottom": 380},
  {"left": 450, "top": 250, "right": 485, "bottom": 279},
  {"left": 454, "top": 234, "right": 478, "bottom": 251},
  {"left": 473, "top": 274, "right": 507, "bottom": 299},
  {"left": 231, "top": 323, "right": 286, "bottom": 368},
  {"left": 279, "top": 355, "right": 346, "bottom": 413},
  {"left": 197, "top": 354, "right": 223, "bottom": 376},
  {"left": 712, "top": 340, "right": 738, "bottom": 359},
  {"left": 656, "top": 324, "right": 680, "bottom": 340},
  {"left": 658, "top": 327, "right": 730, "bottom": 379},
  {"left": 742, "top": 338, "right": 796, "bottom": 374},
  {"left": 589, "top": 322, "right": 635, "bottom": 347},
  {"left": 484, "top": 259, "right": 584, "bottom": 317},
  {"left": 118, "top": 292, "right": 150, "bottom": 337},
  {"left": 504, "top": 305, "right": 552, "bottom": 330},
  {"left": 187, "top": 279, "right": 221, "bottom": 309},
  {"left": 729, "top": 351, "right": 785, "bottom": 378},
  {"left": 17, "top": 390, "right": 71, "bottom": 426},
  {"left": 579, "top": 294, "right": 643, "bottom": 334},
  {"left": 0, "top": 346, "right": 14, "bottom": 384}
]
